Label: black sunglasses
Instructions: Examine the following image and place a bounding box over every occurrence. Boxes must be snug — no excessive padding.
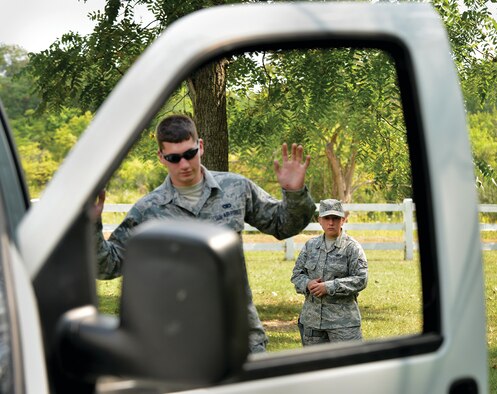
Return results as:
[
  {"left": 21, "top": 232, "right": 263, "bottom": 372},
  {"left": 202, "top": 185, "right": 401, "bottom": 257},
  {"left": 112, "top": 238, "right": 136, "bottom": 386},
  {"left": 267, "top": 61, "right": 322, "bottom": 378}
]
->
[{"left": 162, "top": 146, "right": 199, "bottom": 163}]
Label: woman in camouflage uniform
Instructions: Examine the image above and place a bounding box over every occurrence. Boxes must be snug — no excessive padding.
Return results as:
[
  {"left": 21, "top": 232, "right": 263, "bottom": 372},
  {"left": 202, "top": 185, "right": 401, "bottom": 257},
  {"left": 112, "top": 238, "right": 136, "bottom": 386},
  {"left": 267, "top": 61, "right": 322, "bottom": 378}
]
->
[{"left": 291, "top": 199, "right": 368, "bottom": 346}]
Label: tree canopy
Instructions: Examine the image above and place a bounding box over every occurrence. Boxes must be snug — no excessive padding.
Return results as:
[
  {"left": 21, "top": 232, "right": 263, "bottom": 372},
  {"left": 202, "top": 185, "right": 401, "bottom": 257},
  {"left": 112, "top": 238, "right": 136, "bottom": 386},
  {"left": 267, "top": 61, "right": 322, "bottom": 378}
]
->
[
  {"left": 0, "top": 44, "right": 40, "bottom": 118},
  {"left": 5, "top": 0, "right": 497, "bottom": 203},
  {"left": 227, "top": 48, "right": 410, "bottom": 202}
]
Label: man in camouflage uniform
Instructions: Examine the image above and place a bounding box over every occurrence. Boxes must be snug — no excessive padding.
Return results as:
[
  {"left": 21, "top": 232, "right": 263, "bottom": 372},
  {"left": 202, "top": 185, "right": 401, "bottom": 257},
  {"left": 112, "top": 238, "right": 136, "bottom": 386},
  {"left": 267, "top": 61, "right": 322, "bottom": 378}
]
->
[
  {"left": 291, "top": 199, "right": 368, "bottom": 346},
  {"left": 94, "top": 114, "right": 315, "bottom": 353}
]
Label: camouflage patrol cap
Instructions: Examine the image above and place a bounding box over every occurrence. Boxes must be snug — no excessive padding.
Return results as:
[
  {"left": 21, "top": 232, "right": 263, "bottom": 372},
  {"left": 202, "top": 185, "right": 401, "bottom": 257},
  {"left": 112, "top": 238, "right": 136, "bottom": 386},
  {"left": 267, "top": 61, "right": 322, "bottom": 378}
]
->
[{"left": 319, "top": 199, "right": 345, "bottom": 218}]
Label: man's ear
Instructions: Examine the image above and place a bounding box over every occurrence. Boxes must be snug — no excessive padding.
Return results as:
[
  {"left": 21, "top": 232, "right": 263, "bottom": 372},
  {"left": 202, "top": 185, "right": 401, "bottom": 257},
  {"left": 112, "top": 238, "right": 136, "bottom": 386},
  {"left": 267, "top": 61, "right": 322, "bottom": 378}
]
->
[
  {"left": 199, "top": 138, "right": 204, "bottom": 157},
  {"left": 157, "top": 149, "right": 166, "bottom": 164}
]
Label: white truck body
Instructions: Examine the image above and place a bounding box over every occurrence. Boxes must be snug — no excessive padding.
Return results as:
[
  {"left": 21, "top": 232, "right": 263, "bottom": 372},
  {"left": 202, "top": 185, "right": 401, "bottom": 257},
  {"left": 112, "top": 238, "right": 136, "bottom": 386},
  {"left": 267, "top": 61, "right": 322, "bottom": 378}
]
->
[{"left": 0, "top": 2, "right": 486, "bottom": 393}]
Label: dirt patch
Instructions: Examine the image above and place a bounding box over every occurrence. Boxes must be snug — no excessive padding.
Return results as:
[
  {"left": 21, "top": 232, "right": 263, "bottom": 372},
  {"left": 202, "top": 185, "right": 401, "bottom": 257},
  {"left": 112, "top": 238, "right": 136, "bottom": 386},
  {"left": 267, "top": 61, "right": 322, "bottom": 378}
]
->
[
  {"left": 242, "top": 233, "right": 317, "bottom": 243},
  {"left": 263, "top": 320, "right": 298, "bottom": 332}
]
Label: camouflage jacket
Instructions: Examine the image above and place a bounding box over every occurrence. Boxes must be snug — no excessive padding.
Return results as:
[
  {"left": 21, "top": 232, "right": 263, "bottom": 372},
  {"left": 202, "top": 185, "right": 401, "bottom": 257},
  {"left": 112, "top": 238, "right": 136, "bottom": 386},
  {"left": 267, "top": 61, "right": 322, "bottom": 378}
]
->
[
  {"left": 97, "top": 166, "right": 316, "bottom": 279},
  {"left": 291, "top": 232, "right": 368, "bottom": 330},
  {"left": 96, "top": 166, "right": 315, "bottom": 351}
]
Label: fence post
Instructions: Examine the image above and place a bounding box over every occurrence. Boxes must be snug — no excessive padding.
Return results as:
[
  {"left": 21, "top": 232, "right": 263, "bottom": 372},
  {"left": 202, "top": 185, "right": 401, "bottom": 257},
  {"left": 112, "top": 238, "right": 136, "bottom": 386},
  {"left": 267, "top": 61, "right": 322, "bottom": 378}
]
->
[
  {"left": 285, "top": 237, "right": 295, "bottom": 260},
  {"left": 403, "top": 198, "right": 414, "bottom": 260}
]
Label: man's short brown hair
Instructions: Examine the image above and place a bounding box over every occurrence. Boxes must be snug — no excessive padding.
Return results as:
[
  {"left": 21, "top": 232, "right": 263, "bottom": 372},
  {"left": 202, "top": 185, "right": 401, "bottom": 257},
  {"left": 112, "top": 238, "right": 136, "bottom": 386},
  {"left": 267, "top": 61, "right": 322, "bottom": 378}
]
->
[{"left": 156, "top": 114, "right": 198, "bottom": 147}]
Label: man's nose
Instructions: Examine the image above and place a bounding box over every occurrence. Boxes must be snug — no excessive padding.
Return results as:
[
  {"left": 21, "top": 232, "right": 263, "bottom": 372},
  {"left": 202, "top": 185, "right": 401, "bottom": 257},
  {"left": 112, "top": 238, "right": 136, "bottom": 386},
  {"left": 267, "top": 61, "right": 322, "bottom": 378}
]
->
[{"left": 178, "top": 157, "right": 190, "bottom": 167}]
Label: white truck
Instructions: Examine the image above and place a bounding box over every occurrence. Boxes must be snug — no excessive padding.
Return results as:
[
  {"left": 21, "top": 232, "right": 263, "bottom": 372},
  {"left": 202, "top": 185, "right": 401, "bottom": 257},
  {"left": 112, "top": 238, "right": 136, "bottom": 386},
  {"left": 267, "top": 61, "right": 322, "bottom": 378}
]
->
[{"left": 0, "top": 2, "right": 487, "bottom": 393}]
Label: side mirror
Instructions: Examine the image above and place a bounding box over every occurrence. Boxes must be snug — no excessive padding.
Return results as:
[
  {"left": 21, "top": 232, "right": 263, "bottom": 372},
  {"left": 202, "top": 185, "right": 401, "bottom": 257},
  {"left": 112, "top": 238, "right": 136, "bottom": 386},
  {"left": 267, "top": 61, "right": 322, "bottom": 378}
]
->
[{"left": 57, "top": 220, "right": 248, "bottom": 388}]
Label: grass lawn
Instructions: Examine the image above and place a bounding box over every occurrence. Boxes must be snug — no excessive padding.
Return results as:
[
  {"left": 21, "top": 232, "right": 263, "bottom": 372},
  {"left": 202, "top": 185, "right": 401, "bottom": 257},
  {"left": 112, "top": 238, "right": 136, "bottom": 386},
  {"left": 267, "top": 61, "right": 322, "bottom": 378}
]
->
[
  {"left": 97, "top": 249, "right": 497, "bottom": 391},
  {"left": 247, "top": 249, "right": 422, "bottom": 352},
  {"left": 485, "top": 251, "right": 497, "bottom": 391}
]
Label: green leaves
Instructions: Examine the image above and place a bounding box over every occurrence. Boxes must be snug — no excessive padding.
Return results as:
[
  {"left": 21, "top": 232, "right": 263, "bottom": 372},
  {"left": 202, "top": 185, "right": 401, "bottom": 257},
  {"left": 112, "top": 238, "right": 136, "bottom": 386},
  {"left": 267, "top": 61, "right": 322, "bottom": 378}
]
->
[
  {"left": 227, "top": 48, "right": 410, "bottom": 203},
  {"left": 469, "top": 110, "right": 497, "bottom": 199},
  {"left": 10, "top": 108, "right": 92, "bottom": 195},
  {"left": 25, "top": 0, "right": 159, "bottom": 114},
  {"left": 10, "top": 0, "right": 497, "bottom": 204},
  {"left": 0, "top": 45, "right": 40, "bottom": 118}
]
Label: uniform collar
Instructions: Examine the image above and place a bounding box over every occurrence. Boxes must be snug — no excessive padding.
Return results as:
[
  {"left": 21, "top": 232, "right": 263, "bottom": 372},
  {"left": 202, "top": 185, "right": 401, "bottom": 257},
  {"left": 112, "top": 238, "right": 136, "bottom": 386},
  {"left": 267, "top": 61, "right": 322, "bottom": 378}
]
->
[
  {"left": 156, "top": 165, "right": 221, "bottom": 205},
  {"left": 316, "top": 230, "right": 346, "bottom": 250}
]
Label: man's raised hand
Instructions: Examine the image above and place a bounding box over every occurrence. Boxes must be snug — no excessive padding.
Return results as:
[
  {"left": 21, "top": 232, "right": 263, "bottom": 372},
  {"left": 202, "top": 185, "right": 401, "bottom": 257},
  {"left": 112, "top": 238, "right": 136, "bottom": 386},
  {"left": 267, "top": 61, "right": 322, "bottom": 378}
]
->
[
  {"left": 273, "top": 143, "right": 311, "bottom": 191},
  {"left": 90, "top": 189, "right": 106, "bottom": 221}
]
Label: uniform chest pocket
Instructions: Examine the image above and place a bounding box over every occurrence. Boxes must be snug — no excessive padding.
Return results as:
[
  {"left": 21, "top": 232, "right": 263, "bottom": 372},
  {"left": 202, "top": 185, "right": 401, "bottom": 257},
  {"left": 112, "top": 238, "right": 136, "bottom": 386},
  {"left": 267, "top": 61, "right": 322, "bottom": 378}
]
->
[
  {"left": 327, "top": 254, "right": 348, "bottom": 278},
  {"left": 304, "top": 257, "right": 318, "bottom": 272}
]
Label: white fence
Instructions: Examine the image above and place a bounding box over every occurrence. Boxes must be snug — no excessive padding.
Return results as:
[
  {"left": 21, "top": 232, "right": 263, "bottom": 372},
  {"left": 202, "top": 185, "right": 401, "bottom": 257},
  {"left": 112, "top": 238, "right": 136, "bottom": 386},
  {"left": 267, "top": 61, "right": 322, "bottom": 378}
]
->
[{"left": 102, "top": 198, "right": 497, "bottom": 261}]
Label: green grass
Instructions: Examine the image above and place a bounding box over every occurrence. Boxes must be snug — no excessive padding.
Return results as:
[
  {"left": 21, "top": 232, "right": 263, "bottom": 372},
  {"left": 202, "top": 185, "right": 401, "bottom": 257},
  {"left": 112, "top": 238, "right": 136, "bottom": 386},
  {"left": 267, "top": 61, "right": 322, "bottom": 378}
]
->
[
  {"left": 97, "top": 249, "right": 496, "bottom": 391},
  {"left": 484, "top": 252, "right": 497, "bottom": 391},
  {"left": 246, "top": 250, "right": 422, "bottom": 351},
  {"left": 97, "top": 277, "right": 121, "bottom": 315}
]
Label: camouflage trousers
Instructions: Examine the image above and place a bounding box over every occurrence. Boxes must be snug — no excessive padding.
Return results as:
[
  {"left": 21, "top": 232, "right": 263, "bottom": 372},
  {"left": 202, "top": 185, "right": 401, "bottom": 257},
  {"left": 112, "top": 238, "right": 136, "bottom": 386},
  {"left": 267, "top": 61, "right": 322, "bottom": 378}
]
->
[
  {"left": 302, "top": 326, "right": 362, "bottom": 346},
  {"left": 248, "top": 302, "right": 268, "bottom": 353}
]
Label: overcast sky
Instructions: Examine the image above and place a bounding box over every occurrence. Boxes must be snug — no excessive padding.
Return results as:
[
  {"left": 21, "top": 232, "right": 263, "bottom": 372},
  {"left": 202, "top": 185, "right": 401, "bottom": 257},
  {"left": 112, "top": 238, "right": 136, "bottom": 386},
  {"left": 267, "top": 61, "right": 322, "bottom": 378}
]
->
[{"left": 0, "top": 0, "right": 109, "bottom": 52}]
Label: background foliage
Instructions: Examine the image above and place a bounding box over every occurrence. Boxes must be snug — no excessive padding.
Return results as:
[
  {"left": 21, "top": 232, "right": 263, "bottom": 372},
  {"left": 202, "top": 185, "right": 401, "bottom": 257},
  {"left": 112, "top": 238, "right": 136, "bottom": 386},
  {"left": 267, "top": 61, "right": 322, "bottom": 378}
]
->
[{"left": 1, "top": 0, "right": 497, "bottom": 204}]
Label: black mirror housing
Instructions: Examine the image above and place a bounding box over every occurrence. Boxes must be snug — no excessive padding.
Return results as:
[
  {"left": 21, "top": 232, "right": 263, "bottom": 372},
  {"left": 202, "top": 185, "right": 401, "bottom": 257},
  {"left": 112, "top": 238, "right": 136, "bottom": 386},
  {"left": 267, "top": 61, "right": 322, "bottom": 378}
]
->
[
  {"left": 120, "top": 219, "right": 249, "bottom": 381},
  {"left": 57, "top": 220, "right": 248, "bottom": 387}
]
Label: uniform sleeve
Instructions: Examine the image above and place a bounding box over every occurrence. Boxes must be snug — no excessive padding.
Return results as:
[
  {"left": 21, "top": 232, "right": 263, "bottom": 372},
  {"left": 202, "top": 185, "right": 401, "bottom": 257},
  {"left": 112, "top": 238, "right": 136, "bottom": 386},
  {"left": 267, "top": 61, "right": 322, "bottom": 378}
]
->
[
  {"left": 244, "top": 179, "right": 315, "bottom": 240},
  {"left": 95, "top": 206, "right": 142, "bottom": 280},
  {"left": 291, "top": 242, "right": 311, "bottom": 295},
  {"left": 325, "top": 243, "right": 368, "bottom": 296}
]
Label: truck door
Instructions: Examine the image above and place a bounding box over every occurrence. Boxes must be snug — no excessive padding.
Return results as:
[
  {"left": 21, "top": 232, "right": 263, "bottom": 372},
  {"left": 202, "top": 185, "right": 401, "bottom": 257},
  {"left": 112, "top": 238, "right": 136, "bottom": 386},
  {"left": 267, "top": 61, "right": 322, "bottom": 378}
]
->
[
  {"left": 0, "top": 103, "right": 48, "bottom": 393},
  {"left": 18, "top": 3, "right": 487, "bottom": 393}
]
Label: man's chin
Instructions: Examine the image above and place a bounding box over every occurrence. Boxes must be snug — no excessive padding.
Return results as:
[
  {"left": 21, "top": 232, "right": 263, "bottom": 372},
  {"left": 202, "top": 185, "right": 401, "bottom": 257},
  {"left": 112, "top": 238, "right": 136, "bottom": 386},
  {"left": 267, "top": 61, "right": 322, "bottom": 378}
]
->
[
  {"left": 179, "top": 172, "right": 193, "bottom": 180},
  {"left": 178, "top": 173, "right": 198, "bottom": 185}
]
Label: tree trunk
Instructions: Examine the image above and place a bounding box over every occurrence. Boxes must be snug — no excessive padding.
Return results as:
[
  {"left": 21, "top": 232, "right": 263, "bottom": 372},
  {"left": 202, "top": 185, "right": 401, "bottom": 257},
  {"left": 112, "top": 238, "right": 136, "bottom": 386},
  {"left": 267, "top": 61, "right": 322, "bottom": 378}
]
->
[
  {"left": 187, "top": 58, "right": 229, "bottom": 171},
  {"left": 325, "top": 131, "right": 356, "bottom": 203}
]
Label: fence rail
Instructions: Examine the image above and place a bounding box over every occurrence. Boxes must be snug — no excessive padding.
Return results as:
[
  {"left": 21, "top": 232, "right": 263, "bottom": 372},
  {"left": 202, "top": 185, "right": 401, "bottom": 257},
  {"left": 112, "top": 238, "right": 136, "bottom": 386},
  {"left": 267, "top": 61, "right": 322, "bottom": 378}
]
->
[{"left": 102, "top": 198, "right": 497, "bottom": 260}]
